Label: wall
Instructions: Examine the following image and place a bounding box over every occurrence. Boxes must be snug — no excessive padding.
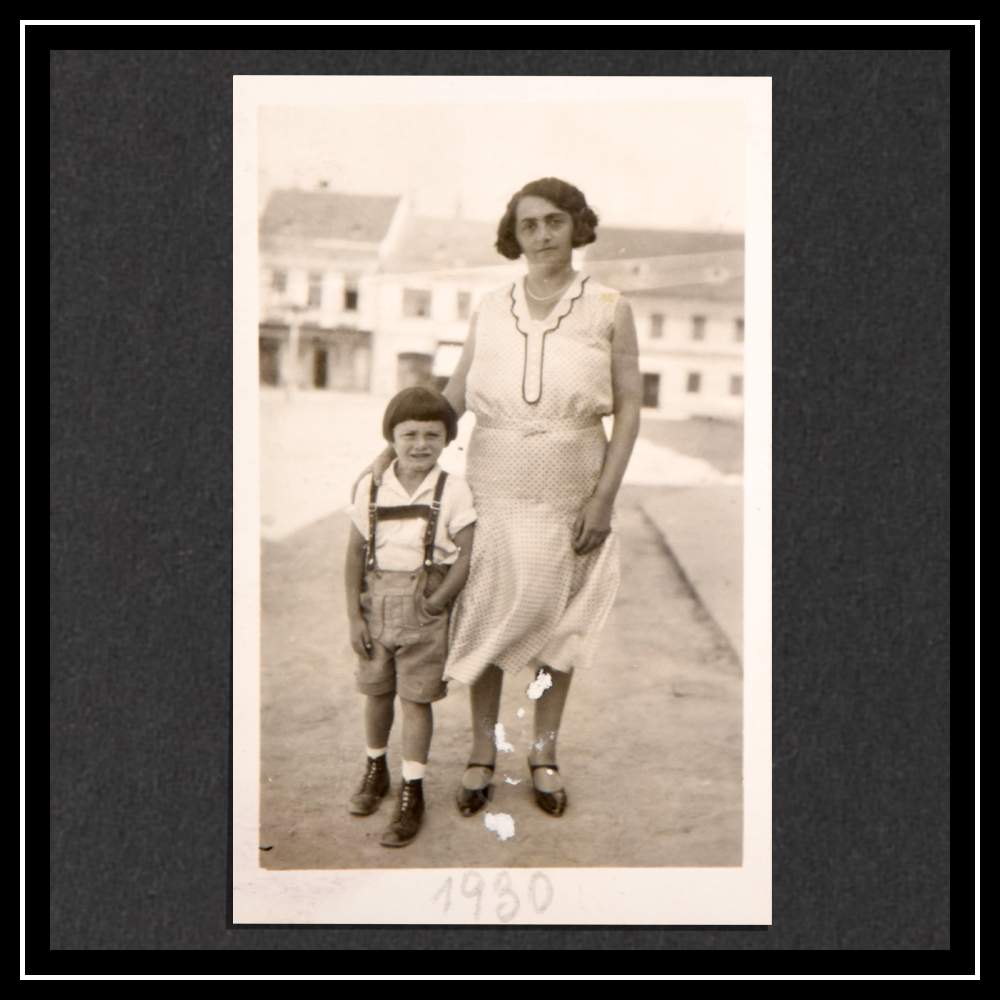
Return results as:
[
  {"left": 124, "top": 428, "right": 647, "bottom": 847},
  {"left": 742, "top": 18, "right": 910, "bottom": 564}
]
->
[{"left": 629, "top": 294, "right": 744, "bottom": 419}]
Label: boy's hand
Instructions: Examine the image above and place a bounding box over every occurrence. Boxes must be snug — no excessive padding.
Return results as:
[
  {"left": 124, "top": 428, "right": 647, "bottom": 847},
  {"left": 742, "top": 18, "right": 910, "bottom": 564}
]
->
[
  {"left": 424, "top": 592, "right": 446, "bottom": 616},
  {"left": 350, "top": 618, "right": 373, "bottom": 659}
]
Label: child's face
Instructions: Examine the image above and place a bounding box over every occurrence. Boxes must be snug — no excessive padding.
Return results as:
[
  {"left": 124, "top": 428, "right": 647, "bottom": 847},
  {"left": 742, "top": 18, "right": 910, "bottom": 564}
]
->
[{"left": 391, "top": 419, "right": 447, "bottom": 478}]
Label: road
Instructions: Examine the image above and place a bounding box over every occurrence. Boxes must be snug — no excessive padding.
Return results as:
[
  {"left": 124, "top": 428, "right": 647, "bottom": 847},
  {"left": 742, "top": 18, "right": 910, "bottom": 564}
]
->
[{"left": 259, "top": 484, "right": 742, "bottom": 870}]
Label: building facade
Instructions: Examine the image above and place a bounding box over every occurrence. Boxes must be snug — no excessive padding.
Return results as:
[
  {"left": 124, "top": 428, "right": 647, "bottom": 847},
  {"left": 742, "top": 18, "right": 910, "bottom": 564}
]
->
[
  {"left": 259, "top": 188, "right": 745, "bottom": 419},
  {"left": 258, "top": 189, "right": 405, "bottom": 393},
  {"left": 583, "top": 231, "right": 745, "bottom": 419}
]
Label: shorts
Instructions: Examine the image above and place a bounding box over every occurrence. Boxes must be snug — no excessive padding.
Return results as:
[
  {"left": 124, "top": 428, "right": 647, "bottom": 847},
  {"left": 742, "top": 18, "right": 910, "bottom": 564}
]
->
[{"left": 355, "top": 567, "right": 450, "bottom": 704}]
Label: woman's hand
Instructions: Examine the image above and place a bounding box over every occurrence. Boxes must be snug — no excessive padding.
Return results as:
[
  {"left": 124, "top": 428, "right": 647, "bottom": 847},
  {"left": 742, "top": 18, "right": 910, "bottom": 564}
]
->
[
  {"left": 572, "top": 494, "right": 614, "bottom": 555},
  {"left": 575, "top": 295, "right": 641, "bottom": 547},
  {"left": 350, "top": 446, "right": 396, "bottom": 502}
]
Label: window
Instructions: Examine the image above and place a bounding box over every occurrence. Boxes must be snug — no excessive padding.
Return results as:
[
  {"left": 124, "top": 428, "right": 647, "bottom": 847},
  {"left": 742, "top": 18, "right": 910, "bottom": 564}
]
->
[
  {"left": 259, "top": 339, "right": 280, "bottom": 386},
  {"left": 650, "top": 314, "right": 664, "bottom": 340},
  {"left": 642, "top": 373, "right": 660, "bottom": 408},
  {"left": 730, "top": 374, "right": 743, "bottom": 397},
  {"left": 686, "top": 371, "right": 702, "bottom": 394},
  {"left": 735, "top": 318, "right": 744, "bottom": 342},
  {"left": 344, "top": 282, "right": 358, "bottom": 311},
  {"left": 307, "top": 272, "right": 323, "bottom": 308},
  {"left": 271, "top": 269, "right": 287, "bottom": 293},
  {"left": 403, "top": 288, "right": 432, "bottom": 318},
  {"left": 692, "top": 315, "right": 707, "bottom": 341},
  {"left": 457, "top": 291, "right": 471, "bottom": 320}
]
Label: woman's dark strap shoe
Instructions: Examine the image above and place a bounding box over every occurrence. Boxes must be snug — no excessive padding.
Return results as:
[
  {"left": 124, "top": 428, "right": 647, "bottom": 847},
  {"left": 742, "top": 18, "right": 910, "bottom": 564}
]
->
[
  {"left": 528, "top": 762, "right": 567, "bottom": 817},
  {"left": 456, "top": 762, "right": 495, "bottom": 817}
]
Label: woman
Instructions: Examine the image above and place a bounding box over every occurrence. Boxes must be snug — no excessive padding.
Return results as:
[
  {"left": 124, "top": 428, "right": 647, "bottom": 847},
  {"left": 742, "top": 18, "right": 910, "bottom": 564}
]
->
[{"left": 368, "top": 177, "right": 641, "bottom": 817}]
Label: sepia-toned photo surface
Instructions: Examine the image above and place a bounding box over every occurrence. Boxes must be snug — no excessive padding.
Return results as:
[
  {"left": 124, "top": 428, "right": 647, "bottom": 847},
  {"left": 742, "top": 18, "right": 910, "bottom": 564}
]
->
[{"left": 233, "top": 75, "right": 771, "bottom": 924}]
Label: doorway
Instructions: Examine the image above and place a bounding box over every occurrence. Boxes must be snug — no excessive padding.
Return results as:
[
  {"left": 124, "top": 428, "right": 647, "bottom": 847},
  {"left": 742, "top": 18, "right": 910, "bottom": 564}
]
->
[
  {"left": 396, "top": 352, "right": 434, "bottom": 390},
  {"left": 642, "top": 372, "right": 661, "bottom": 408},
  {"left": 313, "top": 348, "right": 328, "bottom": 388}
]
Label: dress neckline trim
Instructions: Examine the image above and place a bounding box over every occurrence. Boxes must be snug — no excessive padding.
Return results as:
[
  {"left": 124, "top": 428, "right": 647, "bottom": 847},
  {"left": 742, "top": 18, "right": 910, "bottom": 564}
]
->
[
  {"left": 508, "top": 274, "right": 589, "bottom": 404},
  {"left": 509, "top": 272, "right": 588, "bottom": 337}
]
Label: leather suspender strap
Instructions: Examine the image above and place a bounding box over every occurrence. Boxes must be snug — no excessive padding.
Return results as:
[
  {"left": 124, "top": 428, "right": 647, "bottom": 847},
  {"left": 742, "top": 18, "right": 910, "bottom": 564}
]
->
[
  {"left": 423, "top": 470, "right": 448, "bottom": 568},
  {"left": 366, "top": 476, "right": 379, "bottom": 571},
  {"left": 366, "top": 470, "right": 449, "bottom": 572}
]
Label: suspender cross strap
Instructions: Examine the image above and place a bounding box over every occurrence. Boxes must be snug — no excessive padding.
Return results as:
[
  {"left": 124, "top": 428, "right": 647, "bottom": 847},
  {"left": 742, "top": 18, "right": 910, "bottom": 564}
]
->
[{"left": 366, "top": 470, "right": 449, "bottom": 572}]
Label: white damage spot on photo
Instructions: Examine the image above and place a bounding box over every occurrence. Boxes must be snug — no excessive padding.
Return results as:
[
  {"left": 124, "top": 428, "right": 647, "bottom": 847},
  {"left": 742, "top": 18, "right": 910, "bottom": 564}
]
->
[
  {"left": 504, "top": 776, "right": 522, "bottom": 785},
  {"left": 516, "top": 707, "right": 526, "bottom": 719},
  {"left": 494, "top": 722, "right": 514, "bottom": 753},
  {"left": 484, "top": 812, "right": 516, "bottom": 841},
  {"left": 526, "top": 670, "right": 553, "bottom": 700}
]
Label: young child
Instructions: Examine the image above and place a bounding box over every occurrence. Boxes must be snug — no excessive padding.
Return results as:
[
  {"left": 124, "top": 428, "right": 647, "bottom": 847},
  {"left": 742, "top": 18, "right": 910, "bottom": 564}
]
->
[{"left": 345, "top": 386, "right": 477, "bottom": 847}]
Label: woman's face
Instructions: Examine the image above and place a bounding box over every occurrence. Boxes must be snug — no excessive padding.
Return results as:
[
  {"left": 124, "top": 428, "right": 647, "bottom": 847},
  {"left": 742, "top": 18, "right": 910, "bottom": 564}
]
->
[{"left": 514, "top": 195, "right": 574, "bottom": 269}]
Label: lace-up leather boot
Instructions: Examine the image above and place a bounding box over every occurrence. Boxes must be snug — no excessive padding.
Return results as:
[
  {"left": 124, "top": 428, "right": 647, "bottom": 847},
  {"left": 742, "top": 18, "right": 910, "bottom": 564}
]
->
[
  {"left": 379, "top": 778, "right": 425, "bottom": 847},
  {"left": 348, "top": 755, "right": 390, "bottom": 815}
]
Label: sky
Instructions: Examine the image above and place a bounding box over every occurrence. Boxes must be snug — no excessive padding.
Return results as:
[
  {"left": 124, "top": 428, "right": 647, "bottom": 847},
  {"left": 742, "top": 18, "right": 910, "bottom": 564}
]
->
[{"left": 258, "top": 101, "right": 746, "bottom": 233}]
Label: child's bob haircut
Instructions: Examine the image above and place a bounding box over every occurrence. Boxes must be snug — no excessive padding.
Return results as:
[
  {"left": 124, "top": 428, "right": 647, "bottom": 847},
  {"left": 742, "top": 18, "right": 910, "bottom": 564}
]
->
[{"left": 382, "top": 386, "right": 459, "bottom": 444}]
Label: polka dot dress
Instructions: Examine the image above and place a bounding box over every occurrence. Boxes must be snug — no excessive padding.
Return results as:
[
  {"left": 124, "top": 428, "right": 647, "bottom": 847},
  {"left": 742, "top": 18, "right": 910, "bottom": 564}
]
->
[{"left": 445, "top": 273, "right": 622, "bottom": 685}]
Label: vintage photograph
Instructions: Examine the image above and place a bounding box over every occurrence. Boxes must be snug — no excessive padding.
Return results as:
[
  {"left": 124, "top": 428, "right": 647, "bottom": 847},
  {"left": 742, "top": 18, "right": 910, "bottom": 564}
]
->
[{"left": 233, "top": 75, "right": 771, "bottom": 923}]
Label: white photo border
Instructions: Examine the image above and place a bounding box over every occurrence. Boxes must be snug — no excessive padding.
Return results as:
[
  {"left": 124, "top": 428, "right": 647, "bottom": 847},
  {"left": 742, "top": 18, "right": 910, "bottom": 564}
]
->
[{"left": 232, "top": 73, "right": 772, "bottom": 926}]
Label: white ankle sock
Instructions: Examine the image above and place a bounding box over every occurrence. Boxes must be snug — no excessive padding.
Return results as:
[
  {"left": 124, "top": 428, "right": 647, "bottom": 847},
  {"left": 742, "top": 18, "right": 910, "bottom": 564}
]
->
[
  {"left": 401, "top": 760, "right": 426, "bottom": 782},
  {"left": 366, "top": 747, "right": 387, "bottom": 759}
]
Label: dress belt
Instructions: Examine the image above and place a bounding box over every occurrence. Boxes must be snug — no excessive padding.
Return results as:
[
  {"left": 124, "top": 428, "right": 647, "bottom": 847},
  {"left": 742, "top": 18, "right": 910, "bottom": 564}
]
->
[{"left": 475, "top": 414, "right": 605, "bottom": 433}]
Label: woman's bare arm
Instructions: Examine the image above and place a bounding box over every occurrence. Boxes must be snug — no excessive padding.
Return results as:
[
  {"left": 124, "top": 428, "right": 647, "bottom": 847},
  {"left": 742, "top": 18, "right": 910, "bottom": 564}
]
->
[
  {"left": 440, "top": 312, "right": 477, "bottom": 420},
  {"left": 573, "top": 296, "right": 642, "bottom": 554},
  {"left": 595, "top": 295, "right": 642, "bottom": 501}
]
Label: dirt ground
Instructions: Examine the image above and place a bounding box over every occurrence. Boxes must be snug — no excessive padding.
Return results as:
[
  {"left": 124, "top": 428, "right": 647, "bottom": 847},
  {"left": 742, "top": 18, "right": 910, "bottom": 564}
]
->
[{"left": 259, "top": 484, "right": 742, "bottom": 870}]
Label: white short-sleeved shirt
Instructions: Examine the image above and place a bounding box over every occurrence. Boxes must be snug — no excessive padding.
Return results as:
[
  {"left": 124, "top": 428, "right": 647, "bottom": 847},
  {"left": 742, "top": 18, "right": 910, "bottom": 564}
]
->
[{"left": 350, "top": 463, "right": 477, "bottom": 572}]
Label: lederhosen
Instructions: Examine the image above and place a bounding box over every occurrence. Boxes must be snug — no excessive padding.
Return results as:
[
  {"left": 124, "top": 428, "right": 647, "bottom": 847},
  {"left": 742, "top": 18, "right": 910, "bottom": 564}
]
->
[{"left": 356, "top": 470, "right": 451, "bottom": 701}]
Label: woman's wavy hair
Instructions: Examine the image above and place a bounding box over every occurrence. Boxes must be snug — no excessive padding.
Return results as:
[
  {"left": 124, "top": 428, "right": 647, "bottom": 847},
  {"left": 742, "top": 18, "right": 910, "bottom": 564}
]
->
[{"left": 494, "top": 177, "right": 599, "bottom": 261}]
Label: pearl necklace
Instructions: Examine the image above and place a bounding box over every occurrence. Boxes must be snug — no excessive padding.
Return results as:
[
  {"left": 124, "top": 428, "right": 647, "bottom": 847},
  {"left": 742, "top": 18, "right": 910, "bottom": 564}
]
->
[{"left": 525, "top": 275, "right": 575, "bottom": 302}]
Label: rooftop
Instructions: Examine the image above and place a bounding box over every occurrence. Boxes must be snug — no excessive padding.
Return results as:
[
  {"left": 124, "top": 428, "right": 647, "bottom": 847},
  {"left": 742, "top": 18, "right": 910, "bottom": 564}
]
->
[
  {"left": 383, "top": 215, "right": 504, "bottom": 273},
  {"left": 587, "top": 248, "right": 744, "bottom": 301},
  {"left": 625, "top": 274, "right": 744, "bottom": 303},
  {"left": 585, "top": 226, "right": 744, "bottom": 262},
  {"left": 260, "top": 189, "right": 401, "bottom": 244},
  {"left": 258, "top": 190, "right": 746, "bottom": 291}
]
